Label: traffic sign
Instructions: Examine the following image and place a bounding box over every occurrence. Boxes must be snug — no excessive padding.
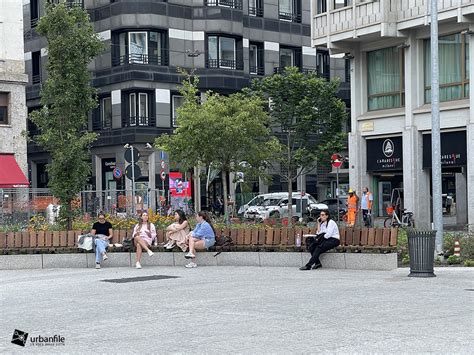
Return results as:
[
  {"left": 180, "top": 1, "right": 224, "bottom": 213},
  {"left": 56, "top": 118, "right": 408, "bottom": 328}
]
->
[
  {"left": 112, "top": 167, "right": 123, "bottom": 179},
  {"left": 332, "top": 159, "right": 343, "bottom": 169},
  {"left": 124, "top": 147, "right": 140, "bottom": 163},
  {"left": 160, "top": 160, "right": 166, "bottom": 169},
  {"left": 331, "top": 153, "right": 341, "bottom": 161},
  {"left": 125, "top": 164, "right": 141, "bottom": 180},
  {"left": 160, "top": 170, "right": 166, "bottom": 181}
]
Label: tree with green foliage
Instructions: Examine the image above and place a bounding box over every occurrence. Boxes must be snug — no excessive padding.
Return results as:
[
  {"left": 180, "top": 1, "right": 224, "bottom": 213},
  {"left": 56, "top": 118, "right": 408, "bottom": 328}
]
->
[
  {"left": 28, "top": 1, "right": 104, "bottom": 229},
  {"left": 155, "top": 71, "right": 279, "bottom": 216},
  {"left": 247, "top": 67, "right": 347, "bottom": 226}
]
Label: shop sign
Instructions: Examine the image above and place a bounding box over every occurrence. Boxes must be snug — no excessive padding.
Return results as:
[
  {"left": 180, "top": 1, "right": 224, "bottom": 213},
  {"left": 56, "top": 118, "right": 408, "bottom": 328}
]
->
[
  {"left": 366, "top": 136, "right": 403, "bottom": 172},
  {"left": 422, "top": 131, "right": 466, "bottom": 168}
]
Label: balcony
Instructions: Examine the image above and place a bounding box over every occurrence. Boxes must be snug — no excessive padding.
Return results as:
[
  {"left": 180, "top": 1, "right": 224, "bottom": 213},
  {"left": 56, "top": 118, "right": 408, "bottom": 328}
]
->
[
  {"left": 249, "top": 6, "right": 264, "bottom": 17},
  {"left": 250, "top": 65, "right": 265, "bottom": 76},
  {"left": 279, "top": 11, "right": 302, "bottom": 23},
  {"left": 206, "top": 59, "right": 244, "bottom": 70},
  {"left": 312, "top": 0, "right": 474, "bottom": 47},
  {"left": 205, "top": 0, "right": 243, "bottom": 10},
  {"left": 122, "top": 116, "right": 156, "bottom": 128},
  {"left": 112, "top": 53, "right": 169, "bottom": 67},
  {"left": 32, "top": 74, "right": 41, "bottom": 85}
]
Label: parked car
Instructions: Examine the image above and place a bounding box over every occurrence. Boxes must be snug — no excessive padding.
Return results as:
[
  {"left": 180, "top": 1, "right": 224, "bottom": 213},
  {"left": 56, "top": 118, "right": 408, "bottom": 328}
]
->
[
  {"left": 320, "top": 198, "right": 347, "bottom": 220},
  {"left": 244, "top": 192, "right": 328, "bottom": 220}
]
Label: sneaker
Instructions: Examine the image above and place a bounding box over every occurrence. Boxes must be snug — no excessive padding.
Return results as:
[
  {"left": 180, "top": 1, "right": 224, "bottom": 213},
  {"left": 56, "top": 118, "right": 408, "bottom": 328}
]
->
[
  {"left": 102, "top": 254, "right": 108, "bottom": 261},
  {"left": 135, "top": 262, "right": 142, "bottom": 269},
  {"left": 184, "top": 252, "right": 195, "bottom": 259},
  {"left": 185, "top": 262, "right": 197, "bottom": 268},
  {"left": 166, "top": 242, "right": 176, "bottom": 250},
  {"left": 95, "top": 263, "right": 101, "bottom": 269},
  {"left": 147, "top": 250, "right": 154, "bottom": 257},
  {"left": 163, "top": 242, "right": 170, "bottom": 248}
]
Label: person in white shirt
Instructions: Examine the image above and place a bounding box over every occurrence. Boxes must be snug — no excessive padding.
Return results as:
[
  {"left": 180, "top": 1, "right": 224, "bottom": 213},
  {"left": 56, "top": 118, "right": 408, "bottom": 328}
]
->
[{"left": 300, "top": 209, "right": 340, "bottom": 270}]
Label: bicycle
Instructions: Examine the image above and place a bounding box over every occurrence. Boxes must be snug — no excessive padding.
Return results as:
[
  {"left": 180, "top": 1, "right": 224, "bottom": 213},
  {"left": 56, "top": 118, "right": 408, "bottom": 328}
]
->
[{"left": 384, "top": 205, "right": 415, "bottom": 228}]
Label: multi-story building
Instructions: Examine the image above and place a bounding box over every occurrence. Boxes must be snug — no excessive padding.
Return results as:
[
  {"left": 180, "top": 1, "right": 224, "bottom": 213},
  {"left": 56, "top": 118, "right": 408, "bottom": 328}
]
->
[
  {"left": 24, "top": 0, "right": 335, "bottom": 210},
  {"left": 0, "top": 0, "right": 29, "bottom": 189},
  {"left": 312, "top": 0, "right": 474, "bottom": 227}
]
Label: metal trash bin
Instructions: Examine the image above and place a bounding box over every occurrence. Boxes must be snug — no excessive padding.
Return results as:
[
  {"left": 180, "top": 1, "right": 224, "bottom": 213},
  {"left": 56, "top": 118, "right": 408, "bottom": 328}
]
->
[{"left": 407, "top": 229, "right": 436, "bottom": 278}]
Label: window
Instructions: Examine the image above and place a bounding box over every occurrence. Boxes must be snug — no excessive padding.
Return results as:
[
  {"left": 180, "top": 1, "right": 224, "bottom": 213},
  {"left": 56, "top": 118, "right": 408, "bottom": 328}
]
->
[
  {"left": 172, "top": 95, "right": 184, "bottom": 127},
  {"left": 30, "top": 0, "right": 39, "bottom": 27},
  {"left": 207, "top": 35, "right": 243, "bottom": 70},
  {"left": 249, "top": 0, "right": 263, "bottom": 16},
  {"left": 0, "top": 93, "right": 9, "bottom": 124},
  {"left": 101, "top": 97, "right": 112, "bottom": 129},
  {"left": 32, "top": 51, "right": 41, "bottom": 84},
  {"left": 128, "top": 93, "right": 149, "bottom": 127},
  {"left": 424, "top": 33, "right": 470, "bottom": 103},
  {"left": 205, "top": 0, "right": 242, "bottom": 9},
  {"left": 367, "top": 46, "right": 404, "bottom": 110},
  {"left": 316, "top": 0, "right": 327, "bottom": 14},
  {"left": 249, "top": 42, "right": 264, "bottom": 75},
  {"left": 334, "top": 0, "right": 352, "bottom": 9},
  {"left": 279, "top": 0, "right": 301, "bottom": 22},
  {"left": 317, "top": 50, "right": 329, "bottom": 78},
  {"left": 113, "top": 30, "right": 168, "bottom": 66}
]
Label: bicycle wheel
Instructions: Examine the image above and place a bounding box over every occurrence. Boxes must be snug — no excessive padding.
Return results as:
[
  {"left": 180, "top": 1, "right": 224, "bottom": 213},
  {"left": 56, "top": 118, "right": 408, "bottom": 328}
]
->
[{"left": 384, "top": 217, "right": 393, "bottom": 228}]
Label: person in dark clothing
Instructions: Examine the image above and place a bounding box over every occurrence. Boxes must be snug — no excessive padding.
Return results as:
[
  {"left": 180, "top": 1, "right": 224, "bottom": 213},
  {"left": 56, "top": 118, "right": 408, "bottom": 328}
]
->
[
  {"left": 91, "top": 212, "right": 113, "bottom": 269},
  {"left": 300, "top": 209, "right": 340, "bottom": 270}
]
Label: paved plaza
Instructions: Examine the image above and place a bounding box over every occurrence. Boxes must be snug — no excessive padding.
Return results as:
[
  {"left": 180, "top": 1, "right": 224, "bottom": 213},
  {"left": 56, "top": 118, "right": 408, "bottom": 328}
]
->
[{"left": 1, "top": 266, "right": 473, "bottom": 353}]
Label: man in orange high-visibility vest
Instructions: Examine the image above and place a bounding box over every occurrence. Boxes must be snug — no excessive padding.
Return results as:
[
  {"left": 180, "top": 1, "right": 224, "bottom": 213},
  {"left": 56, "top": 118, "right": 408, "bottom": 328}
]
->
[{"left": 347, "top": 189, "right": 359, "bottom": 226}]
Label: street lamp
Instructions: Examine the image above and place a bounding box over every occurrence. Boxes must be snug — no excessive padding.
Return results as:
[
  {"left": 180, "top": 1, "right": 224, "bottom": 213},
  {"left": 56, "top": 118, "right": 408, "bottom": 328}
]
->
[{"left": 124, "top": 143, "right": 138, "bottom": 215}]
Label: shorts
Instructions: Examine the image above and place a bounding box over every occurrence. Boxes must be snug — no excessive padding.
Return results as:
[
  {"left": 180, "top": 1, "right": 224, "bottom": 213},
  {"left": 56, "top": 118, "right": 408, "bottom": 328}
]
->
[{"left": 204, "top": 238, "right": 216, "bottom": 249}]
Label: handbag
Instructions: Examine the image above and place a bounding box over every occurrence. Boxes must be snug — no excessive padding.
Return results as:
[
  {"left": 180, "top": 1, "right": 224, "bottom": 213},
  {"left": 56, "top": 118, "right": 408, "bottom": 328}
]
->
[
  {"left": 122, "top": 238, "right": 133, "bottom": 249},
  {"left": 304, "top": 232, "right": 326, "bottom": 252}
]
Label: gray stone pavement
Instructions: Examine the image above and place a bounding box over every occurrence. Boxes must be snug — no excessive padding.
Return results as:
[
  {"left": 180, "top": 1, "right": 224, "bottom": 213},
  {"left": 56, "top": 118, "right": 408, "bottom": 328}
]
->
[{"left": 0, "top": 266, "right": 473, "bottom": 354}]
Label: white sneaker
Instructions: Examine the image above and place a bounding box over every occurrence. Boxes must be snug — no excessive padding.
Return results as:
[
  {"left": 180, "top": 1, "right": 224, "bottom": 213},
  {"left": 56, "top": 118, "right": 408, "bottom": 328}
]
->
[
  {"left": 95, "top": 263, "right": 101, "bottom": 269},
  {"left": 163, "top": 242, "right": 170, "bottom": 248},
  {"left": 184, "top": 252, "right": 195, "bottom": 259},
  {"left": 185, "top": 262, "right": 197, "bottom": 268},
  {"left": 166, "top": 242, "right": 176, "bottom": 250},
  {"left": 102, "top": 254, "right": 108, "bottom": 261},
  {"left": 147, "top": 250, "right": 154, "bottom": 257},
  {"left": 135, "top": 262, "right": 142, "bottom": 269}
]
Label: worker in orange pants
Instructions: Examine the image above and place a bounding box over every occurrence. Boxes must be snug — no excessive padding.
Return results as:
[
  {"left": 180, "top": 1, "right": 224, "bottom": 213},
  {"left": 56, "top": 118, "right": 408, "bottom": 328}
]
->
[{"left": 347, "top": 189, "right": 359, "bottom": 226}]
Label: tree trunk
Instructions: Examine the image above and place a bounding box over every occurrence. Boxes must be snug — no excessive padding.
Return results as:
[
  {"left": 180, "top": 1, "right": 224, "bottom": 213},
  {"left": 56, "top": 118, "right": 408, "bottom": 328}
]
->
[
  {"left": 66, "top": 200, "right": 73, "bottom": 230},
  {"left": 222, "top": 170, "right": 229, "bottom": 223},
  {"left": 287, "top": 135, "right": 293, "bottom": 228}
]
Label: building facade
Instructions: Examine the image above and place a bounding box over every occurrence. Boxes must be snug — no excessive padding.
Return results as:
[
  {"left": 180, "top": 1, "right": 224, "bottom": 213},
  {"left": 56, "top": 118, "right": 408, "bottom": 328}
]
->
[
  {"left": 24, "top": 0, "right": 336, "bottom": 210},
  {"left": 312, "top": 0, "right": 474, "bottom": 227},
  {"left": 0, "top": 0, "right": 29, "bottom": 189}
]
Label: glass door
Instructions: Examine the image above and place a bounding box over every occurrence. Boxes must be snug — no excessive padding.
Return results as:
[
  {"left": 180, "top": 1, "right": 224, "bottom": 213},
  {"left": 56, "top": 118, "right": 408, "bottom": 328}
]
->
[{"left": 378, "top": 181, "right": 392, "bottom": 217}]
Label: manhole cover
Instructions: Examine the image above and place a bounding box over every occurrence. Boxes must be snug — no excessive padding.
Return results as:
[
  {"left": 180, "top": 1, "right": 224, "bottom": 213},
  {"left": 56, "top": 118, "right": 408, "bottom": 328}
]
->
[{"left": 102, "top": 275, "right": 180, "bottom": 284}]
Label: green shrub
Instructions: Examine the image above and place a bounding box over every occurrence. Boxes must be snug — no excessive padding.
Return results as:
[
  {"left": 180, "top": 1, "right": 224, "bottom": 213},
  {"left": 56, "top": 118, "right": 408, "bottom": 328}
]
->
[
  {"left": 463, "top": 259, "right": 474, "bottom": 267},
  {"left": 402, "top": 256, "right": 410, "bottom": 265},
  {"left": 447, "top": 255, "right": 462, "bottom": 265}
]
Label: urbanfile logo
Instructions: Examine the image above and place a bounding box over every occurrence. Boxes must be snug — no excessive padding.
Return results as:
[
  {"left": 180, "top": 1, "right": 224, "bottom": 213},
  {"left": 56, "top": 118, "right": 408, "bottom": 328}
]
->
[
  {"left": 382, "top": 139, "right": 394, "bottom": 158},
  {"left": 11, "top": 329, "right": 28, "bottom": 347},
  {"left": 30, "top": 334, "right": 66, "bottom": 346}
]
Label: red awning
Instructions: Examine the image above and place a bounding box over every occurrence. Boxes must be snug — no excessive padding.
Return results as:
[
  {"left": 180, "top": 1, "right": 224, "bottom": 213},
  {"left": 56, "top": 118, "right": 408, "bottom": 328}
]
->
[{"left": 0, "top": 154, "right": 29, "bottom": 188}]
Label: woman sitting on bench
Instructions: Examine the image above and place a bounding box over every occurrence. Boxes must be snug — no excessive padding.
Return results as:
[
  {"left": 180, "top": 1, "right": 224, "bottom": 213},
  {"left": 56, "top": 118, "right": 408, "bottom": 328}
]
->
[{"left": 300, "top": 209, "right": 340, "bottom": 270}]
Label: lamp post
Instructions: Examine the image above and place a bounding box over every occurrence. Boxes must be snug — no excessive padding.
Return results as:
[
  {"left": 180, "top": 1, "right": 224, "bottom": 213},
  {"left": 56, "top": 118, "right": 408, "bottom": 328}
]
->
[{"left": 124, "top": 144, "right": 139, "bottom": 215}]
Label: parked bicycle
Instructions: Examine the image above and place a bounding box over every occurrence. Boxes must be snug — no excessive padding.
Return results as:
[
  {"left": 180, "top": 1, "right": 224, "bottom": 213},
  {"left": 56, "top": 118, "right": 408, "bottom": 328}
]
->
[{"left": 384, "top": 205, "right": 415, "bottom": 228}]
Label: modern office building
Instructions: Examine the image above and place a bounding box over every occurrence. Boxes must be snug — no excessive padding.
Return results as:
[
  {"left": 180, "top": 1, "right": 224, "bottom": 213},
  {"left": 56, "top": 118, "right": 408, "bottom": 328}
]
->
[
  {"left": 312, "top": 0, "right": 474, "bottom": 227},
  {"left": 0, "top": 0, "right": 29, "bottom": 189}
]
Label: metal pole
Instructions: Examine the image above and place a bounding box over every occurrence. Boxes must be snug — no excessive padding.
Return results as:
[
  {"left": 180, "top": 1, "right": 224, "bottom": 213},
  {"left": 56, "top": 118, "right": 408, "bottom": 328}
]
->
[
  {"left": 430, "top": 0, "right": 443, "bottom": 254},
  {"left": 336, "top": 166, "right": 340, "bottom": 226},
  {"left": 131, "top": 145, "right": 136, "bottom": 216}
]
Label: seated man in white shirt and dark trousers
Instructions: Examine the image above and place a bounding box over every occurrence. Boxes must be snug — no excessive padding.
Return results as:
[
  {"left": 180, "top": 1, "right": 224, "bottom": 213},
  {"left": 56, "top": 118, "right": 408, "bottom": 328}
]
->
[{"left": 300, "top": 209, "right": 340, "bottom": 270}]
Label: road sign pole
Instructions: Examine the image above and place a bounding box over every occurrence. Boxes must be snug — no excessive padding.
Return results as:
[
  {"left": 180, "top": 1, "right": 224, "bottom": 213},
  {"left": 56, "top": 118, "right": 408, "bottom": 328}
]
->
[
  {"left": 336, "top": 166, "right": 340, "bottom": 226},
  {"left": 131, "top": 145, "right": 136, "bottom": 216}
]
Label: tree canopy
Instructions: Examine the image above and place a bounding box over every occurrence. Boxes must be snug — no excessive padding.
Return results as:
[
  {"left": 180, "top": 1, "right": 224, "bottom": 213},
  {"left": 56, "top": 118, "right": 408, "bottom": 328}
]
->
[{"left": 28, "top": 1, "right": 104, "bottom": 228}]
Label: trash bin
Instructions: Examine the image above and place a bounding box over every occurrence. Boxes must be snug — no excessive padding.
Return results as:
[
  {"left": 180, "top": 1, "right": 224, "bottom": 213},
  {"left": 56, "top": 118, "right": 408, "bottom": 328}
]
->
[{"left": 407, "top": 229, "right": 436, "bottom": 278}]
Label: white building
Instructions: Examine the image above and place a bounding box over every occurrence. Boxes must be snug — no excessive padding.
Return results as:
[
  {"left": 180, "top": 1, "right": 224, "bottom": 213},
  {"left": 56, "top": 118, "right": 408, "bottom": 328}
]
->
[
  {"left": 311, "top": 0, "right": 474, "bottom": 227},
  {"left": 0, "top": 0, "right": 29, "bottom": 188}
]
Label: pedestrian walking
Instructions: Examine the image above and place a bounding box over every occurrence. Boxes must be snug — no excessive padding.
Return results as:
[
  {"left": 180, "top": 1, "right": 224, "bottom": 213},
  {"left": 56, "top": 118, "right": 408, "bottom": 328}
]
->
[
  {"left": 300, "top": 209, "right": 340, "bottom": 270},
  {"left": 132, "top": 211, "right": 156, "bottom": 269},
  {"left": 90, "top": 211, "right": 113, "bottom": 269},
  {"left": 164, "top": 209, "right": 190, "bottom": 252},
  {"left": 361, "top": 187, "right": 374, "bottom": 227},
  {"left": 184, "top": 211, "right": 216, "bottom": 268}
]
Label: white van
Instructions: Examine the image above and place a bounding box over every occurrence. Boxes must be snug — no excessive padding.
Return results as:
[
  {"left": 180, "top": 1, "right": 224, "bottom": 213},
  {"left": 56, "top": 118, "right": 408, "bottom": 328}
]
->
[{"left": 240, "top": 192, "right": 328, "bottom": 220}]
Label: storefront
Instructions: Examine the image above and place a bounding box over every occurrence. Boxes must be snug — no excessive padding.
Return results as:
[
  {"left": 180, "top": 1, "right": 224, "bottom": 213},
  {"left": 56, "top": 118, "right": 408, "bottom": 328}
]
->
[
  {"left": 422, "top": 130, "right": 467, "bottom": 222},
  {"left": 366, "top": 136, "right": 404, "bottom": 217}
]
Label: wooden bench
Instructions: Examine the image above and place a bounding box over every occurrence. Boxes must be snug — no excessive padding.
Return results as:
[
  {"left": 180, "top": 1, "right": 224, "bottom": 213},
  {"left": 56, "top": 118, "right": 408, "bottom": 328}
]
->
[{"left": 0, "top": 227, "right": 398, "bottom": 254}]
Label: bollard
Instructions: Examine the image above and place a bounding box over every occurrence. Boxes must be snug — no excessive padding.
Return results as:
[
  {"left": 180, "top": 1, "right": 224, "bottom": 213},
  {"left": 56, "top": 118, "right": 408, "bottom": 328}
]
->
[{"left": 453, "top": 240, "right": 461, "bottom": 257}]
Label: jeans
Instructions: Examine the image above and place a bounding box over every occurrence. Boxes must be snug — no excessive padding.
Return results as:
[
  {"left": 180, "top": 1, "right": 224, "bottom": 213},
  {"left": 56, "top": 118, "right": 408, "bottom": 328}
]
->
[
  {"left": 95, "top": 239, "right": 109, "bottom": 263},
  {"left": 306, "top": 237, "right": 340, "bottom": 267}
]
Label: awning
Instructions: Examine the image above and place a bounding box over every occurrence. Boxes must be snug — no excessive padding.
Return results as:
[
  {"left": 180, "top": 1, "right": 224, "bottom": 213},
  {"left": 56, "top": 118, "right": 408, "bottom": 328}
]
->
[{"left": 0, "top": 154, "right": 29, "bottom": 188}]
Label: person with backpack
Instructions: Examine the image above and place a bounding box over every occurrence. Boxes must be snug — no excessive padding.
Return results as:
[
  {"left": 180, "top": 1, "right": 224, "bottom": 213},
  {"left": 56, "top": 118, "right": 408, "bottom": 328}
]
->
[
  {"left": 184, "top": 211, "right": 216, "bottom": 268},
  {"left": 300, "top": 209, "right": 340, "bottom": 270},
  {"left": 132, "top": 211, "right": 156, "bottom": 269}
]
